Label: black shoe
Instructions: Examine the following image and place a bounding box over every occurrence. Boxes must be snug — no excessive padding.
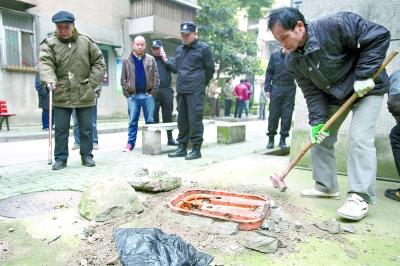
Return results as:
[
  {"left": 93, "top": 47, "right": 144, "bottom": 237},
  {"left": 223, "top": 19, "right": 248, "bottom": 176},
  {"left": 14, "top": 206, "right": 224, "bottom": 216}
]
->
[
  {"left": 167, "top": 139, "right": 179, "bottom": 146},
  {"left": 168, "top": 144, "right": 187, "bottom": 158},
  {"left": 267, "top": 136, "right": 274, "bottom": 149},
  {"left": 81, "top": 155, "right": 96, "bottom": 167},
  {"left": 385, "top": 188, "right": 400, "bottom": 202},
  {"left": 279, "top": 137, "right": 288, "bottom": 149},
  {"left": 185, "top": 144, "right": 202, "bottom": 160},
  {"left": 52, "top": 161, "right": 67, "bottom": 170},
  {"left": 167, "top": 131, "right": 179, "bottom": 146}
]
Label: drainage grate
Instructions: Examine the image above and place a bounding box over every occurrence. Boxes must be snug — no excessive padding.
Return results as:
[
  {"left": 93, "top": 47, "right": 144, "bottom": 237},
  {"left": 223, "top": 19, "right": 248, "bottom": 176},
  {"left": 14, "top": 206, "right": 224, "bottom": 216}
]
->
[{"left": 0, "top": 191, "right": 82, "bottom": 218}]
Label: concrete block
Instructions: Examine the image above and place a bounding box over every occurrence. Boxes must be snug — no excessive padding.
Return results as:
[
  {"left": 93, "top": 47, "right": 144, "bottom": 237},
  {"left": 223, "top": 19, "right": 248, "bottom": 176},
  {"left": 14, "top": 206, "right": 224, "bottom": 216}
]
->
[
  {"left": 142, "top": 129, "right": 161, "bottom": 155},
  {"left": 217, "top": 124, "right": 246, "bottom": 144}
]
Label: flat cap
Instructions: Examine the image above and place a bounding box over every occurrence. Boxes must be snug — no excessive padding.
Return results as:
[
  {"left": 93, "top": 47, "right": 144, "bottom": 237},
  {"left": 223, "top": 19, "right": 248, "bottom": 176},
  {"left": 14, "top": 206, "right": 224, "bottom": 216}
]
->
[
  {"left": 52, "top": 11, "right": 75, "bottom": 24},
  {"left": 180, "top": 21, "right": 197, "bottom": 33}
]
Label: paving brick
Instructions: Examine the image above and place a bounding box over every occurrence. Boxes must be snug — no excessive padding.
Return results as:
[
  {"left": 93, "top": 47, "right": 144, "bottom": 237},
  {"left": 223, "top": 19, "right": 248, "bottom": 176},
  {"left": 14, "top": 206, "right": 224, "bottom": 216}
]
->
[{"left": 0, "top": 121, "right": 269, "bottom": 199}]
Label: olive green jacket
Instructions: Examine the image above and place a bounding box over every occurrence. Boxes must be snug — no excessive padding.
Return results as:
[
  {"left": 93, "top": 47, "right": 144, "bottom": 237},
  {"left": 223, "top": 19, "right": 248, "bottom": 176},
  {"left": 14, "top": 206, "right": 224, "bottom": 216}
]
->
[{"left": 39, "top": 29, "right": 106, "bottom": 108}]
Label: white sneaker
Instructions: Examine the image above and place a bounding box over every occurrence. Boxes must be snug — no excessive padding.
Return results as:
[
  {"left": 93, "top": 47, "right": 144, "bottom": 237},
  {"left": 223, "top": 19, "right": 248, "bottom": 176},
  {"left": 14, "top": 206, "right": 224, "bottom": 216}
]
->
[
  {"left": 337, "top": 193, "right": 368, "bottom": 221},
  {"left": 300, "top": 188, "right": 340, "bottom": 199},
  {"left": 93, "top": 143, "right": 99, "bottom": 150}
]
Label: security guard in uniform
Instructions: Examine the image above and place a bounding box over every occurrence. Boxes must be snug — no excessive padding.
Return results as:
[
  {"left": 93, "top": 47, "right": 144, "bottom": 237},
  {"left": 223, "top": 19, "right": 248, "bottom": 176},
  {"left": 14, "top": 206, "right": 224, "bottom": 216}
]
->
[
  {"left": 151, "top": 40, "right": 178, "bottom": 146},
  {"left": 264, "top": 48, "right": 296, "bottom": 149},
  {"left": 168, "top": 22, "right": 215, "bottom": 160},
  {"left": 39, "top": 11, "right": 105, "bottom": 170}
]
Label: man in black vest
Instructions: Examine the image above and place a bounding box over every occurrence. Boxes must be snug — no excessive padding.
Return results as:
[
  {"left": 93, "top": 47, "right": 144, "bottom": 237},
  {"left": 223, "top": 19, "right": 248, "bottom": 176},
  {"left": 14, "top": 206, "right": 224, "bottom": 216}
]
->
[
  {"left": 385, "top": 70, "right": 400, "bottom": 202},
  {"left": 168, "top": 22, "right": 215, "bottom": 160},
  {"left": 151, "top": 40, "right": 178, "bottom": 146},
  {"left": 264, "top": 48, "right": 296, "bottom": 149}
]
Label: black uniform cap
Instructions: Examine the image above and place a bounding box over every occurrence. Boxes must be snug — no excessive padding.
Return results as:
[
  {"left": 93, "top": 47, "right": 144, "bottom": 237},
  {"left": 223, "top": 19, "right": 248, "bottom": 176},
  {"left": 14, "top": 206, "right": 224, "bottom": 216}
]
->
[{"left": 180, "top": 22, "right": 197, "bottom": 33}]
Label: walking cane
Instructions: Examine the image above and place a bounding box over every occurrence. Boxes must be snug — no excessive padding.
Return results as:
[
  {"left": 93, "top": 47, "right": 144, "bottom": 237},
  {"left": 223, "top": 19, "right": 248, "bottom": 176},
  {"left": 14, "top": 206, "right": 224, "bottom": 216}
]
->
[{"left": 47, "top": 84, "right": 53, "bottom": 165}]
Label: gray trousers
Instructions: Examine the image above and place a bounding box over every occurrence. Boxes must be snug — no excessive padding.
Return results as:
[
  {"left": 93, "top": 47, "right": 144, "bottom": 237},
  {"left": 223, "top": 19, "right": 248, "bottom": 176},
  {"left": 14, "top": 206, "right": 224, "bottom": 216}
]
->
[{"left": 311, "top": 95, "right": 383, "bottom": 204}]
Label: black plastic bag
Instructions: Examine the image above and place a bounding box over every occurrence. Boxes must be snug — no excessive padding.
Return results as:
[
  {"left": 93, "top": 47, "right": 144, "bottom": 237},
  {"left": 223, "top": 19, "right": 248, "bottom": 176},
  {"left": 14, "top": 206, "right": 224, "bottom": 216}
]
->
[{"left": 113, "top": 228, "right": 214, "bottom": 266}]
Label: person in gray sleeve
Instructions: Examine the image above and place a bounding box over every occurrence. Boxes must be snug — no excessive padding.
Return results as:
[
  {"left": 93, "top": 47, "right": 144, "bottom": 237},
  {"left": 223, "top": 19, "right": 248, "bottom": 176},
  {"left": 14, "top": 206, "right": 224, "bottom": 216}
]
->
[{"left": 385, "top": 70, "right": 400, "bottom": 202}]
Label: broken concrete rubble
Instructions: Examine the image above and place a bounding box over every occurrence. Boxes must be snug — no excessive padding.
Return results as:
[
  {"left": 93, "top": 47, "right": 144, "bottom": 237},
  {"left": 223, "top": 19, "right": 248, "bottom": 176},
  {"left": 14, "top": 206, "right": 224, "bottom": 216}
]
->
[
  {"left": 294, "top": 221, "right": 305, "bottom": 231},
  {"left": 129, "top": 168, "right": 182, "bottom": 192},
  {"left": 209, "top": 221, "right": 239, "bottom": 236},
  {"left": 314, "top": 219, "right": 357, "bottom": 234},
  {"left": 261, "top": 218, "right": 283, "bottom": 233},
  {"left": 260, "top": 219, "right": 273, "bottom": 230},
  {"left": 314, "top": 218, "right": 341, "bottom": 234},
  {"left": 342, "top": 224, "right": 356, "bottom": 234},
  {"left": 269, "top": 207, "right": 286, "bottom": 223},
  {"left": 236, "top": 231, "right": 282, "bottom": 254}
]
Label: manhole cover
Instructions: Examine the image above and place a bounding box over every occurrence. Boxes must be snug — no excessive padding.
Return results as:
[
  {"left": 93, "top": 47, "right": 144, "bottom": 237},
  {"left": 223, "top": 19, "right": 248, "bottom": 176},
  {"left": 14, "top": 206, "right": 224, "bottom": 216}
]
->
[{"left": 0, "top": 191, "right": 82, "bottom": 218}]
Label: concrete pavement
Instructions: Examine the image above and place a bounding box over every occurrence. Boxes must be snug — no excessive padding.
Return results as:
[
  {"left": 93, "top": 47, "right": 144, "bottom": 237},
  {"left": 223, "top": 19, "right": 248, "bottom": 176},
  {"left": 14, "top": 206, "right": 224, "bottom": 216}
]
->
[
  {"left": 0, "top": 119, "right": 271, "bottom": 200},
  {"left": 0, "top": 119, "right": 129, "bottom": 143},
  {"left": 1, "top": 119, "right": 400, "bottom": 265}
]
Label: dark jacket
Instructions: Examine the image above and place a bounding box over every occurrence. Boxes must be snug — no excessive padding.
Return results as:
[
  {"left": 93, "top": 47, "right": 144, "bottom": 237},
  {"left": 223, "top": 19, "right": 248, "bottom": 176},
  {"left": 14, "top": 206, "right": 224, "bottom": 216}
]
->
[
  {"left": 389, "top": 70, "right": 400, "bottom": 122},
  {"left": 286, "top": 12, "right": 391, "bottom": 126},
  {"left": 264, "top": 50, "right": 296, "bottom": 94},
  {"left": 154, "top": 56, "right": 177, "bottom": 89},
  {"left": 35, "top": 73, "right": 49, "bottom": 110},
  {"left": 121, "top": 53, "right": 160, "bottom": 98},
  {"left": 175, "top": 40, "right": 215, "bottom": 93}
]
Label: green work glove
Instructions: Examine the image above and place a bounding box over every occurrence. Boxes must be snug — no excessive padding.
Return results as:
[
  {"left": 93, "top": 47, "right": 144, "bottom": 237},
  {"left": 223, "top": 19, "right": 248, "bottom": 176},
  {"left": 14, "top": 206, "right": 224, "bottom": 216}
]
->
[{"left": 310, "top": 123, "right": 330, "bottom": 144}]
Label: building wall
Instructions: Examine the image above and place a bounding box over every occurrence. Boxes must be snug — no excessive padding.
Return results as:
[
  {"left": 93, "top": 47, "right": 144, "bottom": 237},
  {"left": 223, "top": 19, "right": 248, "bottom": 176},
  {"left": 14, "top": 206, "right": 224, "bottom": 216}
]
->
[
  {"left": 0, "top": 0, "right": 198, "bottom": 124},
  {"left": 264, "top": 0, "right": 292, "bottom": 61},
  {"left": 290, "top": 0, "right": 400, "bottom": 180},
  {"left": 0, "top": 0, "right": 132, "bottom": 124}
]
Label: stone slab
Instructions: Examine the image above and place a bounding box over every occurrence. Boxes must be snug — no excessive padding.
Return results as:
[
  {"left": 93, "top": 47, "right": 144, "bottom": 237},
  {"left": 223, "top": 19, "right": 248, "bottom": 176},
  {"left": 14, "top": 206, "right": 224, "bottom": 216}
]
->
[{"left": 217, "top": 124, "right": 246, "bottom": 144}]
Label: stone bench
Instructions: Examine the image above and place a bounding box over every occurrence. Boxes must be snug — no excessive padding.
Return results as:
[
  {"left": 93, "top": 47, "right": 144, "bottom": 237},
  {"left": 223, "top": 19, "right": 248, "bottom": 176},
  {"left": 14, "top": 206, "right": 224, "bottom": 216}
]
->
[
  {"left": 217, "top": 122, "right": 246, "bottom": 144},
  {"left": 141, "top": 120, "right": 215, "bottom": 155}
]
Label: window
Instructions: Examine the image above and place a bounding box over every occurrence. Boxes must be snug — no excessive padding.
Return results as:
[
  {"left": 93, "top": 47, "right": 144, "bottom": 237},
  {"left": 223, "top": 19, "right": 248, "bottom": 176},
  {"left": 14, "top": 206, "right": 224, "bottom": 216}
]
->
[{"left": 1, "top": 9, "right": 35, "bottom": 69}]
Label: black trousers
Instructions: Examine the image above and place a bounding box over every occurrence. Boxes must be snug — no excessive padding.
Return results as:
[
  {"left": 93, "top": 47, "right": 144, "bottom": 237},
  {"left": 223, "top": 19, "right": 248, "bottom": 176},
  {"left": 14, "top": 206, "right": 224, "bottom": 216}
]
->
[
  {"left": 209, "top": 97, "right": 219, "bottom": 117},
  {"left": 154, "top": 87, "right": 174, "bottom": 139},
  {"left": 267, "top": 91, "right": 295, "bottom": 138},
  {"left": 54, "top": 106, "right": 93, "bottom": 162},
  {"left": 176, "top": 92, "right": 204, "bottom": 145},
  {"left": 390, "top": 123, "right": 400, "bottom": 176},
  {"left": 234, "top": 98, "right": 239, "bottom": 118},
  {"left": 224, "top": 99, "right": 232, "bottom": 116}
]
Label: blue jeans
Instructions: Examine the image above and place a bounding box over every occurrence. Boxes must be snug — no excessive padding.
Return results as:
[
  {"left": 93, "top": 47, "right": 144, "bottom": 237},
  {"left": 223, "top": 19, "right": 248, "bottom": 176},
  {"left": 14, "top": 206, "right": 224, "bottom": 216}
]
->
[
  {"left": 237, "top": 100, "right": 245, "bottom": 118},
  {"left": 127, "top": 93, "right": 155, "bottom": 146},
  {"left": 245, "top": 99, "right": 250, "bottom": 116},
  {"left": 73, "top": 102, "right": 98, "bottom": 145},
  {"left": 259, "top": 103, "right": 266, "bottom": 120}
]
